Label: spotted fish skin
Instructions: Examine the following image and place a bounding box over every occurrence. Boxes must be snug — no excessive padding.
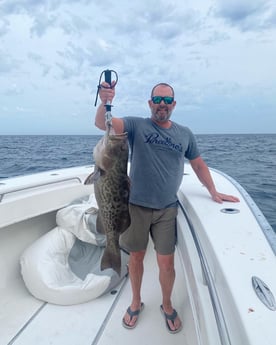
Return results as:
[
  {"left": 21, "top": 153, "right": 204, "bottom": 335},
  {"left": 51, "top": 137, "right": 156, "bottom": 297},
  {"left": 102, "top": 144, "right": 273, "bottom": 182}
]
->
[{"left": 84, "top": 132, "right": 130, "bottom": 275}]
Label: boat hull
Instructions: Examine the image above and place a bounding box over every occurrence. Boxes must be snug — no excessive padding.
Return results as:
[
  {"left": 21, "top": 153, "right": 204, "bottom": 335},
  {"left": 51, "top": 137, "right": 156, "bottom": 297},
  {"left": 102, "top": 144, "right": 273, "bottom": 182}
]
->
[{"left": 0, "top": 165, "right": 275, "bottom": 345}]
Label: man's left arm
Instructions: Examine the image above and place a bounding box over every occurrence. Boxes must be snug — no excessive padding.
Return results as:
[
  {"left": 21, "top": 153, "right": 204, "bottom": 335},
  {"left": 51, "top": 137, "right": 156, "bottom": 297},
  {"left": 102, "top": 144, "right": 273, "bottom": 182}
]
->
[{"left": 190, "top": 156, "right": 240, "bottom": 204}]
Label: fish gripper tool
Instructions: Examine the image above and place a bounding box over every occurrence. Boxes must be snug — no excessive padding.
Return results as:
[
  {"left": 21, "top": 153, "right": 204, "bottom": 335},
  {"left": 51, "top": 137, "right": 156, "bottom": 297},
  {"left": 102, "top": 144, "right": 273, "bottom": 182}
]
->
[{"left": 94, "top": 69, "right": 118, "bottom": 107}]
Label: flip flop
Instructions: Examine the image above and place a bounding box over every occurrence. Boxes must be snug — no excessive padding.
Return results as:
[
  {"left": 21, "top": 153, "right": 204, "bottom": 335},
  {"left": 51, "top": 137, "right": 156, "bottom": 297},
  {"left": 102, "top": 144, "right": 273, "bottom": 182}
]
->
[
  {"left": 122, "top": 303, "right": 145, "bottom": 329},
  {"left": 160, "top": 305, "right": 183, "bottom": 334}
]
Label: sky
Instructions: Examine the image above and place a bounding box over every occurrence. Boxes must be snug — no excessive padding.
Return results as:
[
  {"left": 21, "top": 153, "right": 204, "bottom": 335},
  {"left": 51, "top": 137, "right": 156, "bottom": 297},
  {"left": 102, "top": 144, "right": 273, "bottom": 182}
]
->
[{"left": 0, "top": 0, "right": 276, "bottom": 135}]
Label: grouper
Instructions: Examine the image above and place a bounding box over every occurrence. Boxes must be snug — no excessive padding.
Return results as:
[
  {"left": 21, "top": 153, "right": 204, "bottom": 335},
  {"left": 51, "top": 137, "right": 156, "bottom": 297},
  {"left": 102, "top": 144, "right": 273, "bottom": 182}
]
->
[{"left": 84, "top": 132, "right": 130, "bottom": 276}]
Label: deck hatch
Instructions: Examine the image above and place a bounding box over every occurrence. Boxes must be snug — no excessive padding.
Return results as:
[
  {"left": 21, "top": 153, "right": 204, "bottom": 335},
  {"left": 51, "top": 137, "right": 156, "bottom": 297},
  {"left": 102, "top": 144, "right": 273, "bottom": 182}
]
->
[
  {"left": 252, "top": 276, "right": 276, "bottom": 311},
  {"left": 220, "top": 208, "right": 240, "bottom": 214}
]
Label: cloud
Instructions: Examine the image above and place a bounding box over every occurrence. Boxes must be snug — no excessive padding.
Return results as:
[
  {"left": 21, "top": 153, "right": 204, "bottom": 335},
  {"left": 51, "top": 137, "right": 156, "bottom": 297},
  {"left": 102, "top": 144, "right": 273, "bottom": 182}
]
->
[
  {"left": 4, "top": 84, "right": 23, "bottom": 96},
  {"left": 59, "top": 12, "right": 91, "bottom": 36},
  {"left": 266, "top": 7, "right": 276, "bottom": 26},
  {"left": 0, "top": 51, "right": 20, "bottom": 74},
  {"left": 30, "top": 13, "right": 57, "bottom": 37},
  {"left": 0, "top": 0, "right": 69, "bottom": 15},
  {"left": 30, "top": 9, "right": 92, "bottom": 37},
  {"left": 217, "top": 0, "right": 267, "bottom": 21},
  {"left": 16, "top": 105, "right": 35, "bottom": 113},
  {"left": 0, "top": 18, "right": 10, "bottom": 36},
  {"left": 55, "top": 38, "right": 120, "bottom": 81},
  {"left": 0, "top": 0, "right": 275, "bottom": 135},
  {"left": 215, "top": 0, "right": 276, "bottom": 31},
  {"left": 0, "top": 0, "right": 41, "bottom": 15},
  {"left": 0, "top": 0, "right": 91, "bottom": 37},
  {"left": 28, "top": 52, "right": 51, "bottom": 75}
]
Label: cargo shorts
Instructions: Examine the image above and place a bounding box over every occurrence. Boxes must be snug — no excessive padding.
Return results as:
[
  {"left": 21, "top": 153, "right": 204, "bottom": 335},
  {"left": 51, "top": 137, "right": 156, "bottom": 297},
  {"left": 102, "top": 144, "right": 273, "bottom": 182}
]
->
[{"left": 119, "top": 203, "right": 178, "bottom": 255}]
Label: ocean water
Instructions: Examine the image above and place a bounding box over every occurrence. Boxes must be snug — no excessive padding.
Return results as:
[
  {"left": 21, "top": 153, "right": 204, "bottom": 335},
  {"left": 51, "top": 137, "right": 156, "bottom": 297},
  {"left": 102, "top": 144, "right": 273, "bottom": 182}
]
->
[{"left": 0, "top": 134, "right": 275, "bottom": 232}]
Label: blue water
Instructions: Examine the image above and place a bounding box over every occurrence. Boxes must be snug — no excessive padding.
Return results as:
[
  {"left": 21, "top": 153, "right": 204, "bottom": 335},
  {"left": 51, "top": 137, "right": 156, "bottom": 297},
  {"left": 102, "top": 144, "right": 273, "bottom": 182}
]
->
[{"left": 0, "top": 134, "right": 275, "bottom": 232}]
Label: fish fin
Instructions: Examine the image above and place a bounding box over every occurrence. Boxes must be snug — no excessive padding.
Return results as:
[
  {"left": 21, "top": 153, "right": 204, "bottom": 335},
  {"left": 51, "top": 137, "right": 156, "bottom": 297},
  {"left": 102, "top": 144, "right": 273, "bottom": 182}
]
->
[
  {"left": 101, "top": 246, "right": 121, "bottom": 276},
  {"left": 84, "top": 173, "right": 95, "bottom": 185},
  {"left": 84, "top": 167, "right": 101, "bottom": 185}
]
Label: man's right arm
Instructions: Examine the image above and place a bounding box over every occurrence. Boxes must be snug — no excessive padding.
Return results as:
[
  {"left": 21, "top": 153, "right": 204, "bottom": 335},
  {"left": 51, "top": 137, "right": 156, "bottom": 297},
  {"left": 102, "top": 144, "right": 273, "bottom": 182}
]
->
[{"left": 94, "top": 82, "right": 124, "bottom": 134}]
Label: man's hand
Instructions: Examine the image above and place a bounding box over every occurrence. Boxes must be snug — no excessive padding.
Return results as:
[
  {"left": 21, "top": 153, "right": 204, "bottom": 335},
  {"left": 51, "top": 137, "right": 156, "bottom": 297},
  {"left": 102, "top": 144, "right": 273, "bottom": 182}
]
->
[
  {"left": 211, "top": 192, "right": 240, "bottom": 204},
  {"left": 99, "top": 81, "right": 116, "bottom": 104},
  {"left": 95, "top": 81, "right": 124, "bottom": 134}
]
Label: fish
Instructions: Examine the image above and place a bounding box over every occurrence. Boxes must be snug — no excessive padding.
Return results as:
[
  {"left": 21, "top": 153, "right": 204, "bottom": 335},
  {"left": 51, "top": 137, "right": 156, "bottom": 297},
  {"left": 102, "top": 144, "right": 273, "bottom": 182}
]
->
[{"left": 84, "top": 132, "right": 130, "bottom": 276}]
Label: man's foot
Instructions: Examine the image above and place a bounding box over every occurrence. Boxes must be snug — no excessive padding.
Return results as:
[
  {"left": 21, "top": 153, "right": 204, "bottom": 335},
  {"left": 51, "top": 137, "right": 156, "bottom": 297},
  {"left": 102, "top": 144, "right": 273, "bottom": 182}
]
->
[
  {"left": 122, "top": 303, "right": 144, "bottom": 329},
  {"left": 160, "top": 305, "right": 182, "bottom": 334}
]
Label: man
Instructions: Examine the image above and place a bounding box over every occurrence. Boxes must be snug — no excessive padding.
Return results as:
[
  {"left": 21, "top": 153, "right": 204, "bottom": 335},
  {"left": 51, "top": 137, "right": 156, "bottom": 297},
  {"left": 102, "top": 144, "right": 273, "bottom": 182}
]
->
[{"left": 94, "top": 81, "right": 239, "bottom": 333}]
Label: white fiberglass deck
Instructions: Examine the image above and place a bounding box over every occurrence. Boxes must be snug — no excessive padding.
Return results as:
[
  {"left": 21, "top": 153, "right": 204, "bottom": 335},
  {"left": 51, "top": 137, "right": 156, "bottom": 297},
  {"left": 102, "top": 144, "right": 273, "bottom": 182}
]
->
[
  {"left": 1, "top": 165, "right": 276, "bottom": 345},
  {"left": 3, "top": 240, "right": 196, "bottom": 345}
]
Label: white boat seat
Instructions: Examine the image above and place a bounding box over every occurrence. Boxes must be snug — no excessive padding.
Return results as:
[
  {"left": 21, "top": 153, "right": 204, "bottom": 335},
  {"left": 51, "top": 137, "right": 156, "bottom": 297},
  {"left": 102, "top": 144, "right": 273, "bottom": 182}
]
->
[{"left": 20, "top": 195, "right": 129, "bottom": 305}]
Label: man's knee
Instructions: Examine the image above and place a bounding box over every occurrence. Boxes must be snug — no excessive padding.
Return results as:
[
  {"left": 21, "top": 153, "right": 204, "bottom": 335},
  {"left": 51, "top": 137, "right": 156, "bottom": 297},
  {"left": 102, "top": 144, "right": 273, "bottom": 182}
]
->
[
  {"left": 130, "top": 250, "right": 146, "bottom": 263},
  {"left": 157, "top": 253, "right": 174, "bottom": 272}
]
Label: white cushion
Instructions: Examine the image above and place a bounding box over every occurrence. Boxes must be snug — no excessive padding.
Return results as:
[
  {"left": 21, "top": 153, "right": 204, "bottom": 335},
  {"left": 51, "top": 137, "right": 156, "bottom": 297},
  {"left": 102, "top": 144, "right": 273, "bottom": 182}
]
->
[
  {"left": 20, "top": 195, "right": 129, "bottom": 305},
  {"left": 20, "top": 227, "right": 111, "bottom": 305}
]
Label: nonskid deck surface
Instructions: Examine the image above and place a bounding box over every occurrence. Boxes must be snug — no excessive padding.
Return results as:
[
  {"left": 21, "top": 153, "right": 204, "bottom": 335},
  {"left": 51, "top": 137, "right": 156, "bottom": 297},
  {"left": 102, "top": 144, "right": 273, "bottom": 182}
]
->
[{"left": 6, "top": 241, "right": 192, "bottom": 345}]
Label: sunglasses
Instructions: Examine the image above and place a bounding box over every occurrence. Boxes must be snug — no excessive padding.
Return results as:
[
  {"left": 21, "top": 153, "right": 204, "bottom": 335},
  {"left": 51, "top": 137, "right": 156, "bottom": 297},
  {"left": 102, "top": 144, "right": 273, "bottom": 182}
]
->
[{"left": 151, "top": 96, "right": 174, "bottom": 105}]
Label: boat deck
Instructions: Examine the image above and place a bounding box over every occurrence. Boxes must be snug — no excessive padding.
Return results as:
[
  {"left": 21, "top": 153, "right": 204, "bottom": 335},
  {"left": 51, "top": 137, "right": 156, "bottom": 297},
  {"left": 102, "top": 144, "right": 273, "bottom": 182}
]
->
[
  {"left": 3, "top": 240, "right": 196, "bottom": 345},
  {"left": 2, "top": 165, "right": 276, "bottom": 345}
]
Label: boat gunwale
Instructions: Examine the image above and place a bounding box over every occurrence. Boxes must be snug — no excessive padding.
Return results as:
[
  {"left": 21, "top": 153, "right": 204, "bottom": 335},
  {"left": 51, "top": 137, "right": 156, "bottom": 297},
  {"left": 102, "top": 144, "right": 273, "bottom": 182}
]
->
[{"left": 210, "top": 167, "right": 276, "bottom": 255}]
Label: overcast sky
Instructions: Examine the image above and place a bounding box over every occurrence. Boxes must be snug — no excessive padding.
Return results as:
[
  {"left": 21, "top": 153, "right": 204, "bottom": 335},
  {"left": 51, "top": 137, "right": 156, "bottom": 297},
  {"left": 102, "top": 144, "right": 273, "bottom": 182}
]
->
[{"left": 1, "top": 0, "right": 276, "bottom": 135}]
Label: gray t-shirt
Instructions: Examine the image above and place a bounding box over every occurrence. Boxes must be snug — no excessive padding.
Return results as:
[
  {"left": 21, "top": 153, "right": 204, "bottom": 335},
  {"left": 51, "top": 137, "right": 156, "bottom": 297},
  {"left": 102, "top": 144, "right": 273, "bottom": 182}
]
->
[{"left": 123, "top": 117, "right": 200, "bottom": 209}]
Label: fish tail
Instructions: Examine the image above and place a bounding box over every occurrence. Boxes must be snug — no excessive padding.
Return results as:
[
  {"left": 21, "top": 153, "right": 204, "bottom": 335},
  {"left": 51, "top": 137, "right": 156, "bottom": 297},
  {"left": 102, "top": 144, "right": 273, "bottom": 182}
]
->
[{"left": 101, "top": 246, "right": 121, "bottom": 276}]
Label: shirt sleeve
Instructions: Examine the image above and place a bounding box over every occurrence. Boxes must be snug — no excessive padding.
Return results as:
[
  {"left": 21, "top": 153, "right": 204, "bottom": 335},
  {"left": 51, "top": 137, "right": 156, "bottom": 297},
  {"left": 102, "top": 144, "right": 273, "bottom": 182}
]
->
[{"left": 185, "top": 128, "right": 200, "bottom": 160}]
